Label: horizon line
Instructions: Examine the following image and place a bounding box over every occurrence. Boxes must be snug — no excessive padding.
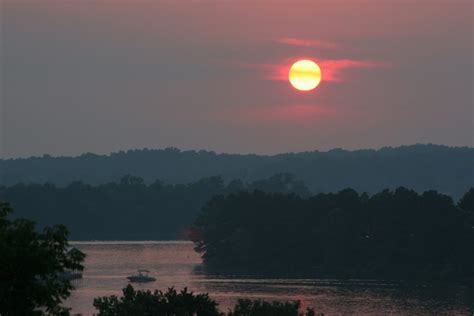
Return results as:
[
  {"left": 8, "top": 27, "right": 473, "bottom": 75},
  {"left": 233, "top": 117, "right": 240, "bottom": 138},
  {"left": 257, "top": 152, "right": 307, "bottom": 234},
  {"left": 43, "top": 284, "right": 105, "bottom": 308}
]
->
[{"left": 1, "top": 143, "right": 473, "bottom": 161}]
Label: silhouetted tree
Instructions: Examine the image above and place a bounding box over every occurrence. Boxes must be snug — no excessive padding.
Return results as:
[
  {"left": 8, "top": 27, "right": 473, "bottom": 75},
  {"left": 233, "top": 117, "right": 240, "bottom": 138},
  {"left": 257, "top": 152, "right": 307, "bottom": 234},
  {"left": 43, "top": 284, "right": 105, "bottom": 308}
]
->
[
  {"left": 93, "top": 285, "right": 222, "bottom": 316},
  {"left": 458, "top": 188, "right": 474, "bottom": 212},
  {"left": 0, "top": 202, "right": 85, "bottom": 315}
]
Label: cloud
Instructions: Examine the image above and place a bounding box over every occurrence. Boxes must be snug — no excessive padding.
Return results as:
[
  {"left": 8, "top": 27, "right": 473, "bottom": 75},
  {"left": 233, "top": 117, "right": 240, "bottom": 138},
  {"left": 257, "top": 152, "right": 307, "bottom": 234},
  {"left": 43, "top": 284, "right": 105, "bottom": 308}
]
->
[
  {"left": 273, "top": 37, "right": 338, "bottom": 49},
  {"left": 264, "top": 58, "right": 389, "bottom": 82},
  {"left": 318, "top": 59, "right": 389, "bottom": 82}
]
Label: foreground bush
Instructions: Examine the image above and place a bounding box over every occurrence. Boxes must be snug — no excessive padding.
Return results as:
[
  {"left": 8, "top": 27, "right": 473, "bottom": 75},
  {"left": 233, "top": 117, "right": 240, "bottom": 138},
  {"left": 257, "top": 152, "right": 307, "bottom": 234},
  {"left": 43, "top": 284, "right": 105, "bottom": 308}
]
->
[
  {"left": 0, "top": 202, "right": 85, "bottom": 316},
  {"left": 93, "top": 285, "right": 221, "bottom": 316},
  {"left": 229, "top": 299, "right": 316, "bottom": 316},
  {"left": 93, "top": 285, "right": 318, "bottom": 316}
]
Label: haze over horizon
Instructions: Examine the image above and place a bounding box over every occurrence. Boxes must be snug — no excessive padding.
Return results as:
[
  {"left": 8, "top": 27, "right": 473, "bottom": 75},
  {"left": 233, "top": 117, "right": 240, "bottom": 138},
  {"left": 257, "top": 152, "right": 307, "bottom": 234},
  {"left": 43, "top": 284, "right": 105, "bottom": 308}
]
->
[
  {"left": 1, "top": 143, "right": 472, "bottom": 160},
  {"left": 2, "top": 1, "right": 473, "bottom": 158}
]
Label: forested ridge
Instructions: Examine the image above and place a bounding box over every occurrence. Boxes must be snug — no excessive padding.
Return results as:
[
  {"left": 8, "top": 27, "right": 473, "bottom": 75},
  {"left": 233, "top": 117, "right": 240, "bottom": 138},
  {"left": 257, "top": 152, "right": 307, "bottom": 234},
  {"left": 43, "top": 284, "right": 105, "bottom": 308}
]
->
[
  {"left": 0, "top": 174, "right": 308, "bottom": 240},
  {"left": 1, "top": 144, "right": 472, "bottom": 199},
  {"left": 192, "top": 188, "right": 474, "bottom": 282}
]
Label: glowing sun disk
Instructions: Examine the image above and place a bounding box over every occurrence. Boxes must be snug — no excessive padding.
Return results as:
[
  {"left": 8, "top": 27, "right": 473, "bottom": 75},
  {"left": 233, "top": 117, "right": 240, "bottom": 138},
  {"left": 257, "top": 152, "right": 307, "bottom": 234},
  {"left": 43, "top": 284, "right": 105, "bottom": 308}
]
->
[{"left": 289, "top": 60, "right": 321, "bottom": 91}]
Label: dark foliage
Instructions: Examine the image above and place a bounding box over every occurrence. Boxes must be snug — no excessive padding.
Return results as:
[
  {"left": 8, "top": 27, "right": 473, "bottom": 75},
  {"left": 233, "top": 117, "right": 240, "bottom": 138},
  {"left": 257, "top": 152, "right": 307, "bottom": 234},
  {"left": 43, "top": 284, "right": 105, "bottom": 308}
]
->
[
  {"left": 228, "top": 300, "right": 316, "bottom": 316},
  {"left": 1, "top": 145, "right": 472, "bottom": 199},
  {"left": 0, "top": 203, "right": 85, "bottom": 315},
  {"left": 459, "top": 188, "right": 474, "bottom": 212},
  {"left": 0, "top": 174, "right": 308, "bottom": 240},
  {"left": 192, "top": 188, "right": 474, "bottom": 282},
  {"left": 93, "top": 285, "right": 317, "bottom": 316},
  {"left": 93, "top": 285, "right": 222, "bottom": 316}
]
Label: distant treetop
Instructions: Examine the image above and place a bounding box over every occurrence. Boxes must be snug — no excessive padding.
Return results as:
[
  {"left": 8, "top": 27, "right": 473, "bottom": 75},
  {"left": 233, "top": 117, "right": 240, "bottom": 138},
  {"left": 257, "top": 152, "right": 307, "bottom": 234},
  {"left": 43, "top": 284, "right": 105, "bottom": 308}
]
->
[{"left": 1, "top": 144, "right": 472, "bottom": 199}]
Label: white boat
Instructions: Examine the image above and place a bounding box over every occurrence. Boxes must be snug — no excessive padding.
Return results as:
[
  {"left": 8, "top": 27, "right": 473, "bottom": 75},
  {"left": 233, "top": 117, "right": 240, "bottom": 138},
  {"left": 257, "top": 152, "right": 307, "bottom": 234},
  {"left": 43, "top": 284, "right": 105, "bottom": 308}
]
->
[{"left": 126, "top": 269, "right": 156, "bottom": 283}]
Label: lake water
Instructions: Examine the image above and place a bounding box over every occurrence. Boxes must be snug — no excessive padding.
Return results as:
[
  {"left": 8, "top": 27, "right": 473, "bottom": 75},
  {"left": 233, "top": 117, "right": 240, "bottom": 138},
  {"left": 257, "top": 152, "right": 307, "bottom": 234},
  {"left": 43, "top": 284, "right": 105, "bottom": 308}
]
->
[{"left": 67, "top": 241, "right": 472, "bottom": 315}]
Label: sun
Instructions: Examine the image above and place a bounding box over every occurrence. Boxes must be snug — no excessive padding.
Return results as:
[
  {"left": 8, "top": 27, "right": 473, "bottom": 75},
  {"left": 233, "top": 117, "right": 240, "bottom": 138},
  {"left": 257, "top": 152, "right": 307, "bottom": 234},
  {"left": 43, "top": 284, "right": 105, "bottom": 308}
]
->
[{"left": 289, "top": 60, "right": 321, "bottom": 91}]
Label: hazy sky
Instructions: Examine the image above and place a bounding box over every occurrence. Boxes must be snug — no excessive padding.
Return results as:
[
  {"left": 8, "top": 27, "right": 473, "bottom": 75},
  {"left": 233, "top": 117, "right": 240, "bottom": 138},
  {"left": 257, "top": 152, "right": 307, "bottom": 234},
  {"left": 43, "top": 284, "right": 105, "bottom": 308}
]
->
[{"left": 2, "top": 0, "right": 473, "bottom": 158}]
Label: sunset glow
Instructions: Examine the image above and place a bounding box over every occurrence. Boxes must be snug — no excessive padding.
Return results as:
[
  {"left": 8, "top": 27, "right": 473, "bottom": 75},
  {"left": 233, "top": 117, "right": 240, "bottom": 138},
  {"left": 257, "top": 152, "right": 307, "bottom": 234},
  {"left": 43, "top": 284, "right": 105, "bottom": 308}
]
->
[
  {"left": 2, "top": 1, "right": 472, "bottom": 315},
  {"left": 289, "top": 60, "right": 321, "bottom": 91}
]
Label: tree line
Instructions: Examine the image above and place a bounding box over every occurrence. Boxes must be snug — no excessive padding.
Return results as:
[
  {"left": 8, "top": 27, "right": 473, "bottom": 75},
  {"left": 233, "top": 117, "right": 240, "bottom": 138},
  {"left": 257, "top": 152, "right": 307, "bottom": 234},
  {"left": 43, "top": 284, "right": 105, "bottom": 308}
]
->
[
  {"left": 192, "top": 188, "right": 474, "bottom": 282},
  {"left": 2, "top": 144, "right": 472, "bottom": 199},
  {"left": 0, "top": 174, "right": 308, "bottom": 240}
]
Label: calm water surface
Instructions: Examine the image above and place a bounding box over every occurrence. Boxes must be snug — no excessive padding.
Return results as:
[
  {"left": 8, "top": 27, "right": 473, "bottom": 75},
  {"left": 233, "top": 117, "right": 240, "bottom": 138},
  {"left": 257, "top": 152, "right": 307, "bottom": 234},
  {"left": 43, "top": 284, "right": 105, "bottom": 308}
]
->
[{"left": 67, "top": 241, "right": 472, "bottom": 315}]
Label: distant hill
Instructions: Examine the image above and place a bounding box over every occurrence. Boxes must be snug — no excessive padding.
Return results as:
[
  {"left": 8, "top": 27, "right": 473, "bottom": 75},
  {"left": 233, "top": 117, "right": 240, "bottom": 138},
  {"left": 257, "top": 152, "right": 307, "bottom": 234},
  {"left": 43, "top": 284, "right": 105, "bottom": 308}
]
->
[
  {"left": 1, "top": 144, "right": 473, "bottom": 199},
  {"left": 0, "top": 174, "right": 309, "bottom": 240}
]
